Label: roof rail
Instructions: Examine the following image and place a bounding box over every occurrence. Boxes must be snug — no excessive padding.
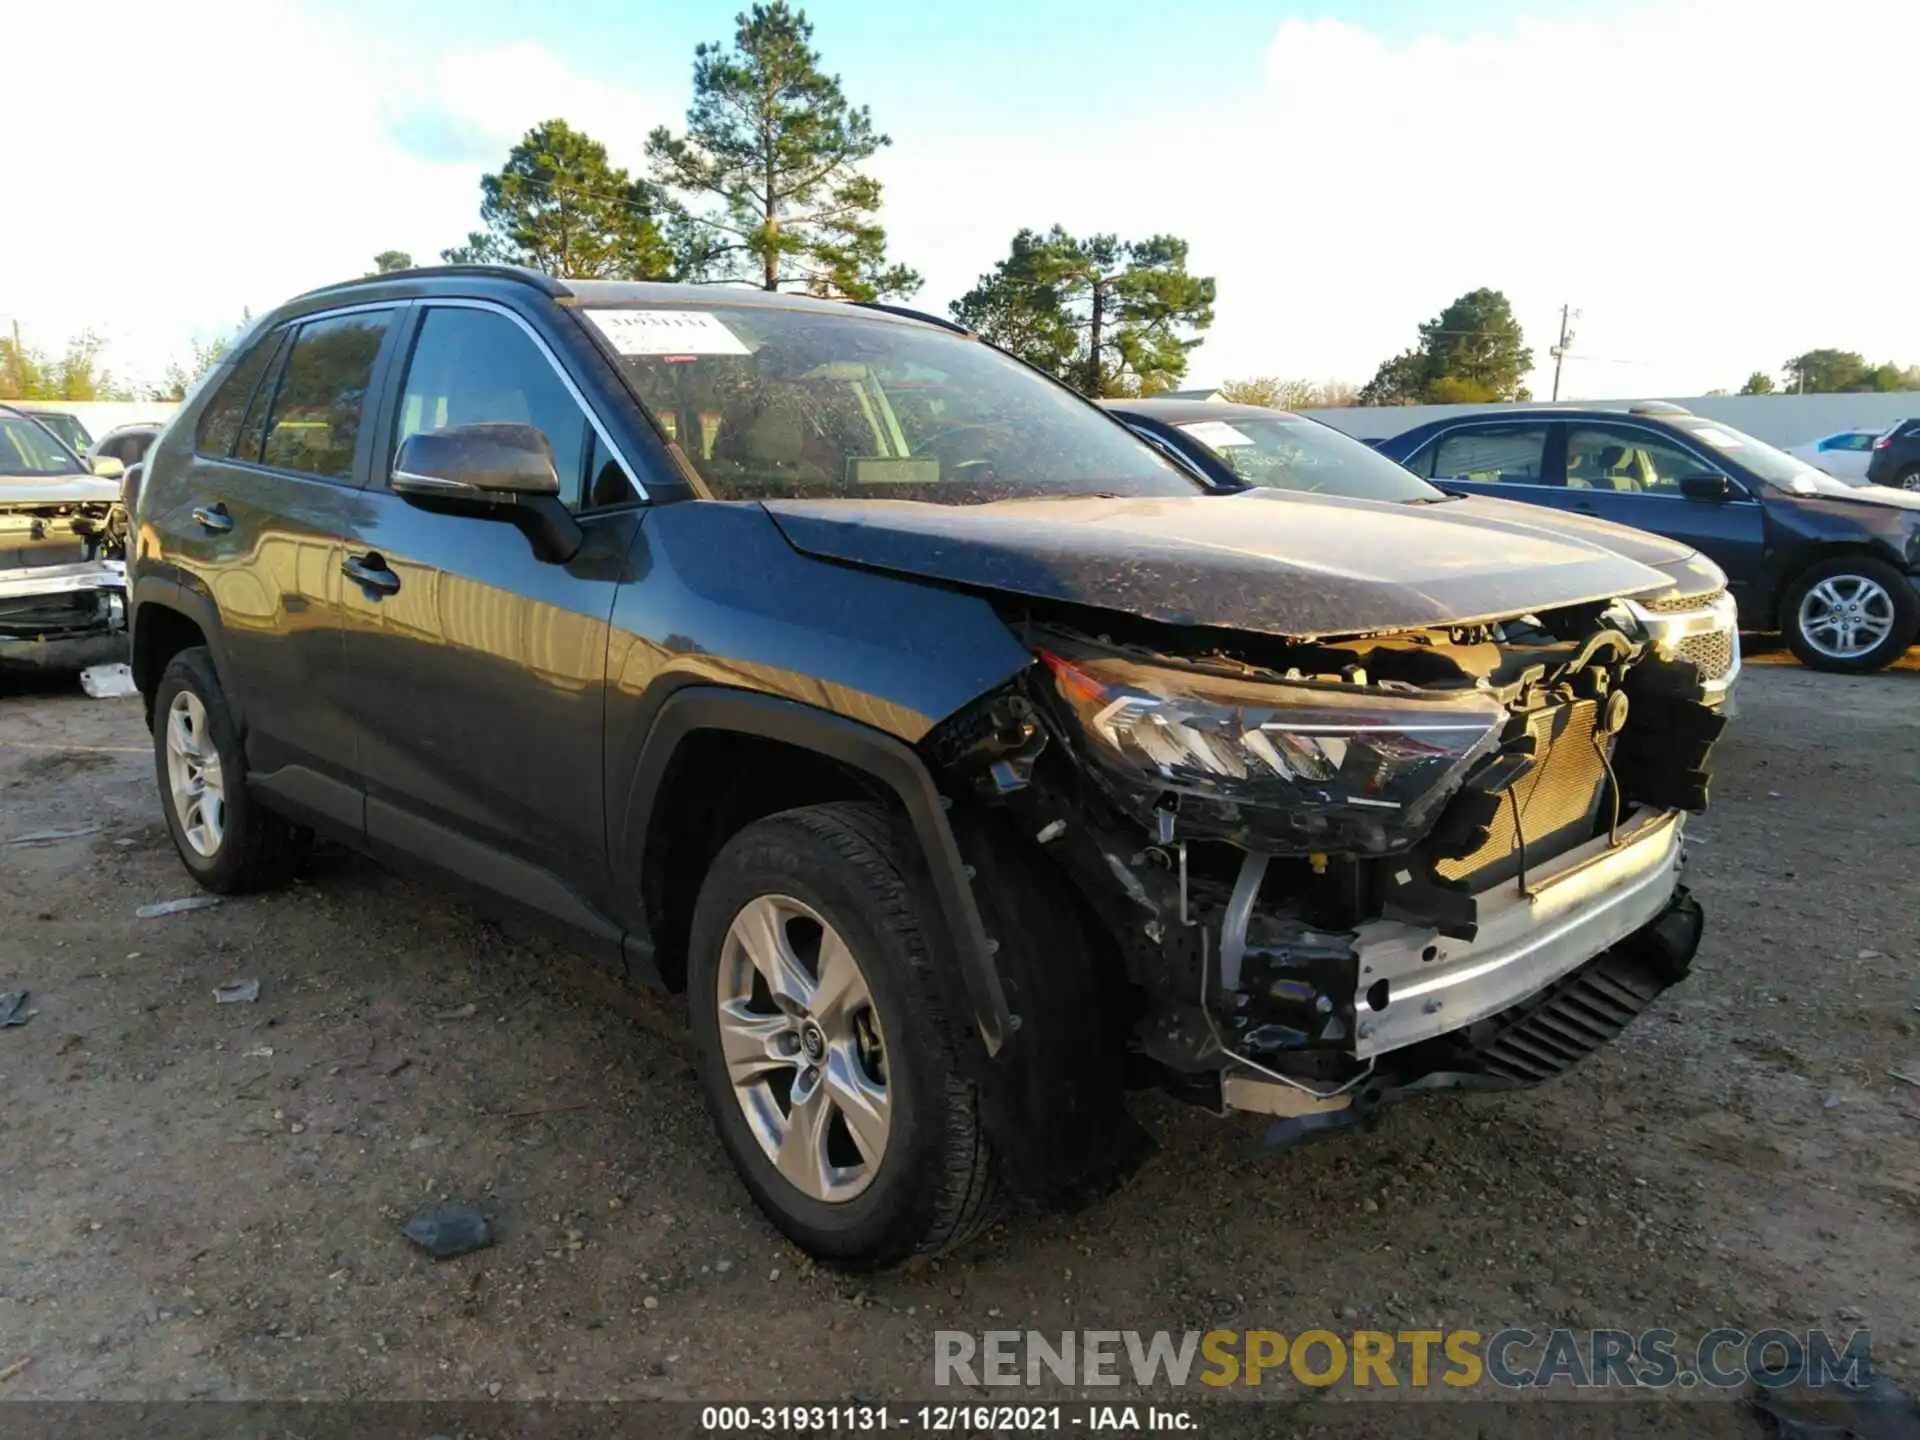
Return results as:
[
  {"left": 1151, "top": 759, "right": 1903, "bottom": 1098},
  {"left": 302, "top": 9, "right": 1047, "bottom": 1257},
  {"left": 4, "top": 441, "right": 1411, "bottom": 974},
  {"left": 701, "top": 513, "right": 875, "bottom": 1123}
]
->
[
  {"left": 851, "top": 300, "right": 973, "bottom": 336},
  {"left": 1628, "top": 400, "right": 1692, "bottom": 417},
  {"left": 293, "top": 264, "right": 571, "bottom": 303}
]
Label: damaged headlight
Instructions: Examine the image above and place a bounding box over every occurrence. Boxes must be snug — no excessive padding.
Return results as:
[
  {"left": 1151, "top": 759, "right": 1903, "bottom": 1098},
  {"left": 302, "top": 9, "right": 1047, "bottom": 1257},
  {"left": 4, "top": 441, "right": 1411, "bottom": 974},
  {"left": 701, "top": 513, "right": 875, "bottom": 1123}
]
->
[{"left": 1037, "top": 645, "right": 1506, "bottom": 855}]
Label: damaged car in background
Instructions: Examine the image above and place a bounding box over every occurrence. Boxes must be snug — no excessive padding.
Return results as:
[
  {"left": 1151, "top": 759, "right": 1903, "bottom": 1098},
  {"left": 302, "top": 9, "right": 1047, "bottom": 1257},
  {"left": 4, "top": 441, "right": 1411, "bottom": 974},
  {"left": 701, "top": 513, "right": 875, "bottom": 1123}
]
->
[
  {"left": 1, "top": 405, "right": 129, "bottom": 672},
  {"left": 128, "top": 270, "right": 1726, "bottom": 1268}
]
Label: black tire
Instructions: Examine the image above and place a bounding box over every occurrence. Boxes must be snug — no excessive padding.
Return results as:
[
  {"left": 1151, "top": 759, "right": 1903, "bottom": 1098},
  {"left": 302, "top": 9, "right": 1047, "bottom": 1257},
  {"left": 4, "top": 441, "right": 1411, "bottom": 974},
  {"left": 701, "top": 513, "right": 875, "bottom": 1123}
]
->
[
  {"left": 686, "top": 802, "right": 1001, "bottom": 1268},
  {"left": 1781, "top": 556, "right": 1918, "bottom": 673},
  {"left": 151, "top": 646, "right": 311, "bottom": 892},
  {"left": 1897, "top": 466, "right": 1920, "bottom": 493}
]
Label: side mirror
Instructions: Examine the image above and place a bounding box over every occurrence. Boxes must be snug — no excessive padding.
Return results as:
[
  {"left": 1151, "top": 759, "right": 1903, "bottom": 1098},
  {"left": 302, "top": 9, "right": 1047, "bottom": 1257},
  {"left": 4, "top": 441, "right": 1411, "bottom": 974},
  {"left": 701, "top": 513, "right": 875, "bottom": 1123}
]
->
[
  {"left": 1679, "top": 473, "right": 1735, "bottom": 502},
  {"left": 391, "top": 422, "right": 560, "bottom": 501},
  {"left": 90, "top": 455, "right": 125, "bottom": 480},
  {"left": 390, "top": 422, "right": 581, "bottom": 563}
]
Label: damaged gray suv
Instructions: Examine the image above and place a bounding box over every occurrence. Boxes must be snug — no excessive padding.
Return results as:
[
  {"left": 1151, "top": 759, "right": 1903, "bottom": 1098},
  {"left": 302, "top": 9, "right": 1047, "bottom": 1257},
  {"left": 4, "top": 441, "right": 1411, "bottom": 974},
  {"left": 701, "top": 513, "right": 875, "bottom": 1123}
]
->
[{"left": 128, "top": 268, "right": 1723, "bottom": 1267}]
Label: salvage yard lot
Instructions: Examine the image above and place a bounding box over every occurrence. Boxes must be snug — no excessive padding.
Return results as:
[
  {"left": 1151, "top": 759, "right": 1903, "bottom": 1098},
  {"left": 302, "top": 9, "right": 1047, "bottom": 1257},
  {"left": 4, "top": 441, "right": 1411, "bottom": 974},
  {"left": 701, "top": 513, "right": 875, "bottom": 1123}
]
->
[{"left": 2, "top": 656, "right": 1917, "bottom": 1421}]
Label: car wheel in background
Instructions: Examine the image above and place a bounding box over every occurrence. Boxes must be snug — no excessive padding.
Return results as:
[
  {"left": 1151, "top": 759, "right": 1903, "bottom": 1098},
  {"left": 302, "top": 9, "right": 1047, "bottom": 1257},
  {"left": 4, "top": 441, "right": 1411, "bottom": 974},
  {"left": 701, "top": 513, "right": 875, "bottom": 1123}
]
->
[
  {"left": 1781, "top": 557, "right": 1917, "bottom": 673},
  {"left": 686, "top": 802, "right": 1001, "bottom": 1269},
  {"left": 151, "top": 646, "right": 311, "bottom": 891},
  {"left": 1896, "top": 466, "right": 1920, "bottom": 492}
]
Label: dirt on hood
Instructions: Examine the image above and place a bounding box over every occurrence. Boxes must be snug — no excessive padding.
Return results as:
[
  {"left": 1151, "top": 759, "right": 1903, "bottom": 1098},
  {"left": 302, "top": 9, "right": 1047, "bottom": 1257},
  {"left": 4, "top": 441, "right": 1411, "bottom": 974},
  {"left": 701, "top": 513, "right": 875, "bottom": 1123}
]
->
[{"left": 764, "top": 488, "right": 1677, "bottom": 640}]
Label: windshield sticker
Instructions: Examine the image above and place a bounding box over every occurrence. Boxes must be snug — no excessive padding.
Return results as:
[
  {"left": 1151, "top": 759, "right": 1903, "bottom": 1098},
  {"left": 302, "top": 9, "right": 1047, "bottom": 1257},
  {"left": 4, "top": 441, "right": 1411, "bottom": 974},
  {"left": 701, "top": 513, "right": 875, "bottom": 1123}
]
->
[
  {"left": 848, "top": 457, "right": 940, "bottom": 485},
  {"left": 1691, "top": 426, "right": 1745, "bottom": 450},
  {"left": 1181, "top": 421, "right": 1255, "bottom": 449},
  {"left": 586, "top": 309, "right": 750, "bottom": 356}
]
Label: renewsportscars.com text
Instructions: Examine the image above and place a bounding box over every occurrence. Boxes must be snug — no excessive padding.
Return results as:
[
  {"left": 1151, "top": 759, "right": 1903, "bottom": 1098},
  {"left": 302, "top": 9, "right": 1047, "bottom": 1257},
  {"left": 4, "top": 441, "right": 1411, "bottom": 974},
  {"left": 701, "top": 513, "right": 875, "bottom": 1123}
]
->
[{"left": 933, "top": 1327, "right": 1873, "bottom": 1391}]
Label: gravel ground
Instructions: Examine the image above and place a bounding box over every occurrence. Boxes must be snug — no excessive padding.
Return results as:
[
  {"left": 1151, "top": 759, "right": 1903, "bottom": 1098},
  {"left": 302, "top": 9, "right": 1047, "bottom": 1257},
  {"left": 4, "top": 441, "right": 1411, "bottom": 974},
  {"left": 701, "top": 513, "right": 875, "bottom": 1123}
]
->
[{"left": 1, "top": 651, "right": 1916, "bottom": 1433}]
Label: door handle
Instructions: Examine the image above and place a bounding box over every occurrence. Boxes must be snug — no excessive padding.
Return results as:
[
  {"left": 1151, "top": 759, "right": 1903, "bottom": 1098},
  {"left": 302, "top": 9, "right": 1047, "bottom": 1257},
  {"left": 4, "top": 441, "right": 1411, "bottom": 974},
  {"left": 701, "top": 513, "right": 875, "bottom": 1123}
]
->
[
  {"left": 342, "top": 553, "right": 401, "bottom": 596},
  {"left": 191, "top": 503, "right": 234, "bottom": 534}
]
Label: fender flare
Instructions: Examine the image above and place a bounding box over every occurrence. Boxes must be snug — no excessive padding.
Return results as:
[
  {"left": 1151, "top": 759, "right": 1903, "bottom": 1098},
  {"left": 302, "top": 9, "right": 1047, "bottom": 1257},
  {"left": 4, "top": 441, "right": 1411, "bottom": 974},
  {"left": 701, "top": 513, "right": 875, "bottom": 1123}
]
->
[
  {"left": 128, "top": 574, "right": 241, "bottom": 728},
  {"left": 621, "top": 685, "right": 1013, "bottom": 1057}
]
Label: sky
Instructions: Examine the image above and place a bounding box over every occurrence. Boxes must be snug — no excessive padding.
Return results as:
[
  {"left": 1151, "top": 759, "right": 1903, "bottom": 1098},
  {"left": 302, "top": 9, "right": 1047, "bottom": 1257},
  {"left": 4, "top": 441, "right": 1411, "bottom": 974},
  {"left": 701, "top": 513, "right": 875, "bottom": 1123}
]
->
[{"left": 7, "top": 0, "right": 1918, "bottom": 400}]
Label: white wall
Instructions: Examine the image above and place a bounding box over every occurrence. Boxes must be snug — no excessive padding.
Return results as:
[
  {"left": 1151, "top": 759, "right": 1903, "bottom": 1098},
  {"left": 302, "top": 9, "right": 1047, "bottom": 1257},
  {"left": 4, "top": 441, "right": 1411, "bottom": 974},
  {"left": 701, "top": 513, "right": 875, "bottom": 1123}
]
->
[{"left": 1301, "top": 392, "right": 1920, "bottom": 449}]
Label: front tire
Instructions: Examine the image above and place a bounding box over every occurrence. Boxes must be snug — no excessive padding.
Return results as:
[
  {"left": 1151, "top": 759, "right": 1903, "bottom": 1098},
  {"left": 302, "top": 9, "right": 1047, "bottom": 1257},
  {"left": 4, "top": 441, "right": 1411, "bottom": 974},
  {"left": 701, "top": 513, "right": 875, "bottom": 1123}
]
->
[
  {"left": 686, "top": 802, "right": 1000, "bottom": 1268},
  {"left": 151, "top": 646, "right": 310, "bottom": 892},
  {"left": 1781, "top": 557, "right": 1917, "bottom": 673}
]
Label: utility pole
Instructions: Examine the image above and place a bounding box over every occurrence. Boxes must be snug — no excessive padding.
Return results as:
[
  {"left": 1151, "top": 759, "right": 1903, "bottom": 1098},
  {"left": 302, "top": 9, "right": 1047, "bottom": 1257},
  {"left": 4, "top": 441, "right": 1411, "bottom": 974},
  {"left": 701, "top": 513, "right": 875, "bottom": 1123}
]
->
[{"left": 1549, "top": 304, "right": 1577, "bottom": 402}]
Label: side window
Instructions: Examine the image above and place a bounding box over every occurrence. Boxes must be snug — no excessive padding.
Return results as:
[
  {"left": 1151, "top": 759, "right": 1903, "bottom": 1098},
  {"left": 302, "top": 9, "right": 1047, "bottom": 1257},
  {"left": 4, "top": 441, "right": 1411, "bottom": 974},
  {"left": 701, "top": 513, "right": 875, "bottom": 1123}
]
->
[
  {"left": 194, "top": 334, "right": 280, "bottom": 458},
  {"left": 260, "top": 311, "right": 394, "bottom": 480},
  {"left": 392, "top": 307, "right": 601, "bottom": 511},
  {"left": 1566, "top": 427, "right": 1710, "bottom": 496},
  {"left": 1423, "top": 426, "right": 1550, "bottom": 484},
  {"left": 236, "top": 331, "right": 292, "bottom": 463}
]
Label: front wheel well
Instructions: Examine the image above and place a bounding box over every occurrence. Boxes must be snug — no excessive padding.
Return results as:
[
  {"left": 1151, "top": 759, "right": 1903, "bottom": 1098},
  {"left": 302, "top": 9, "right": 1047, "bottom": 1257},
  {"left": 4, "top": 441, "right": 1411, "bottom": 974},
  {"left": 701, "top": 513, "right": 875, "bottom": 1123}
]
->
[
  {"left": 132, "top": 604, "right": 208, "bottom": 725},
  {"left": 639, "top": 730, "right": 896, "bottom": 991},
  {"left": 1771, "top": 545, "right": 1908, "bottom": 630}
]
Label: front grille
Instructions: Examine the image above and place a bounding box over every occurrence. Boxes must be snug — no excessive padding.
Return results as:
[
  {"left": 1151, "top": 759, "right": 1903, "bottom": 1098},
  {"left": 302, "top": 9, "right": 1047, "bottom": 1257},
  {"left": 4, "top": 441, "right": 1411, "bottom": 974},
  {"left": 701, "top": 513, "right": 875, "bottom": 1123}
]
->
[
  {"left": 1638, "top": 588, "right": 1725, "bottom": 614},
  {"left": 1434, "top": 700, "right": 1609, "bottom": 886},
  {"left": 1674, "top": 628, "right": 1734, "bottom": 681}
]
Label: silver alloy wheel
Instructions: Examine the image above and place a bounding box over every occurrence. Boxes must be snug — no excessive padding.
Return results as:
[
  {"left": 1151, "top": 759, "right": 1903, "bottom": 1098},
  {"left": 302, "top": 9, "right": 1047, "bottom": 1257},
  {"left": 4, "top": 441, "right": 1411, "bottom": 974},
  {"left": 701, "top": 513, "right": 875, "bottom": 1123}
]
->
[
  {"left": 1798, "top": 573, "right": 1897, "bottom": 660},
  {"left": 1902, "top": 471, "right": 1920, "bottom": 492},
  {"left": 164, "top": 690, "right": 226, "bottom": 857},
  {"left": 716, "top": 893, "right": 891, "bottom": 1204}
]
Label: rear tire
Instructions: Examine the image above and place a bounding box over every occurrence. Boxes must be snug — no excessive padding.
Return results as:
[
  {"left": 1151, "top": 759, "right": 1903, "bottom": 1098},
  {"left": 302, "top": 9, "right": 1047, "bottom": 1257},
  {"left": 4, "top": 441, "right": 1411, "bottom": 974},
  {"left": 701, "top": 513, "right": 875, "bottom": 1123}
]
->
[
  {"left": 151, "top": 646, "right": 311, "bottom": 892},
  {"left": 686, "top": 802, "right": 1001, "bottom": 1268},
  {"left": 1781, "top": 556, "right": 1917, "bottom": 673},
  {"left": 1897, "top": 466, "right": 1920, "bottom": 493}
]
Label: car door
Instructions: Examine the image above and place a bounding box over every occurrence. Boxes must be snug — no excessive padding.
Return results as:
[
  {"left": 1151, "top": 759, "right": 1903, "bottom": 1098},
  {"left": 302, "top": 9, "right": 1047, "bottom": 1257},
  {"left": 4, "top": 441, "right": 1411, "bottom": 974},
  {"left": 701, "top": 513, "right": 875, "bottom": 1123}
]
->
[
  {"left": 161, "top": 306, "right": 400, "bottom": 834},
  {"left": 336, "top": 299, "right": 647, "bottom": 956},
  {"left": 1558, "top": 422, "right": 1767, "bottom": 592}
]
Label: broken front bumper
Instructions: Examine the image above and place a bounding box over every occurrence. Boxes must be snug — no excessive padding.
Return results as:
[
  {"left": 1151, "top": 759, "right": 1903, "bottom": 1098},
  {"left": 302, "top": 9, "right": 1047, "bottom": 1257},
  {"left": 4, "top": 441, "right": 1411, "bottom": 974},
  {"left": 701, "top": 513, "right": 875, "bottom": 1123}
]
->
[
  {"left": 1220, "top": 807, "right": 1703, "bottom": 1129},
  {"left": 0, "top": 560, "right": 128, "bottom": 670},
  {"left": 1351, "top": 806, "right": 1685, "bottom": 1059}
]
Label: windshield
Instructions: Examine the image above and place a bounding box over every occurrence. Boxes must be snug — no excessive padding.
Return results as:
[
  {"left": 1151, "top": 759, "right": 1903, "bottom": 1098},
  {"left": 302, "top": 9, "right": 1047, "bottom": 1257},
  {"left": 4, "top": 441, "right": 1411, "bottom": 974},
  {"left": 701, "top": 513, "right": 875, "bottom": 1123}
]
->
[
  {"left": 587, "top": 304, "right": 1199, "bottom": 504},
  {"left": 0, "top": 416, "right": 86, "bottom": 477},
  {"left": 1671, "top": 417, "right": 1863, "bottom": 496},
  {"left": 1172, "top": 415, "right": 1446, "bottom": 502},
  {"left": 30, "top": 412, "right": 92, "bottom": 453}
]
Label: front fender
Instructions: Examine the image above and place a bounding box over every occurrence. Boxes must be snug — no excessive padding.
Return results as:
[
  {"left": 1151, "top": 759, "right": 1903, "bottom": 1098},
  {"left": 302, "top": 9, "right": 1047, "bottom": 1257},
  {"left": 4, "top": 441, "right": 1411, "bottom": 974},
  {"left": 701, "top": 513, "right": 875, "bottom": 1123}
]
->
[{"left": 617, "top": 685, "right": 1015, "bottom": 1056}]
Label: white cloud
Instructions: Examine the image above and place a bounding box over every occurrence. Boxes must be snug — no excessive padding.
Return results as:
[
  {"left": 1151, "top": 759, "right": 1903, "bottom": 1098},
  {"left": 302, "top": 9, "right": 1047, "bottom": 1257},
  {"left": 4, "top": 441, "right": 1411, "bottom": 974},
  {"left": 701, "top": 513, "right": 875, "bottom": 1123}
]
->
[
  {"left": 1, "top": 0, "right": 673, "bottom": 391},
  {"left": 5, "top": 0, "right": 1916, "bottom": 399},
  {"left": 877, "top": 0, "right": 1920, "bottom": 396}
]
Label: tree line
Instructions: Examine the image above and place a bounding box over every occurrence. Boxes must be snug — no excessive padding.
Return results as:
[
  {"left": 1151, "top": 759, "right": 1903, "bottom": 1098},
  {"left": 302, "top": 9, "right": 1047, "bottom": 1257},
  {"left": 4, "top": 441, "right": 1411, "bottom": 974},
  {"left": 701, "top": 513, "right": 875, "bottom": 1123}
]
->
[{"left": 1734, "top": 352, "right": 1920, "bottom": 396}]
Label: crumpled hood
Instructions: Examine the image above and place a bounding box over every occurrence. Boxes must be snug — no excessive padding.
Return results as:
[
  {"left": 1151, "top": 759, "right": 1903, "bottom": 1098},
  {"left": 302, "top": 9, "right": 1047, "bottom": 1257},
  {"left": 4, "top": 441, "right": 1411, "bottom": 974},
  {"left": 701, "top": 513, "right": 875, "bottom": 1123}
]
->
[
  {"left": 763, "top": 489, "right": 1676, "bottom": 640},
  {"left": 0, "top": 473, "right": 120, "bottom": 505}
]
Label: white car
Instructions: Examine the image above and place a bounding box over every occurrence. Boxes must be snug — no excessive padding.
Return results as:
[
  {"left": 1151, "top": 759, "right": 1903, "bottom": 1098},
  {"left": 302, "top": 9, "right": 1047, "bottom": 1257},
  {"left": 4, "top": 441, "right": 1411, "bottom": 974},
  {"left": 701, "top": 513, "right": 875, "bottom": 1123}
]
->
[{"left": 1786, "top": 427, "right": 1886, "bottom": 483}]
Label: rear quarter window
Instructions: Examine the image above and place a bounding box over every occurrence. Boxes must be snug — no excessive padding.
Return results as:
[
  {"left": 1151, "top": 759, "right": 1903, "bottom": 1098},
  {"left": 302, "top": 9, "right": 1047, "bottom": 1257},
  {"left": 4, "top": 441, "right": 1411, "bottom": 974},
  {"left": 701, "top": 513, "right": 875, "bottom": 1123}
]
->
[{"left": 195, "top": 335, "right": 281, "bottom": 458}]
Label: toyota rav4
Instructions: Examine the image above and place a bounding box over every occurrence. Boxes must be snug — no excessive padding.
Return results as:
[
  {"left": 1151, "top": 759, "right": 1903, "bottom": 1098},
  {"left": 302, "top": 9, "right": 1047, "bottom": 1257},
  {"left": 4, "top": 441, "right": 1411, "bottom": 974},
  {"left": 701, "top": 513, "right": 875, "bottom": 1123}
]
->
[{"left": 129, "top": 267, "right": 1724, "bottom": 1267}]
